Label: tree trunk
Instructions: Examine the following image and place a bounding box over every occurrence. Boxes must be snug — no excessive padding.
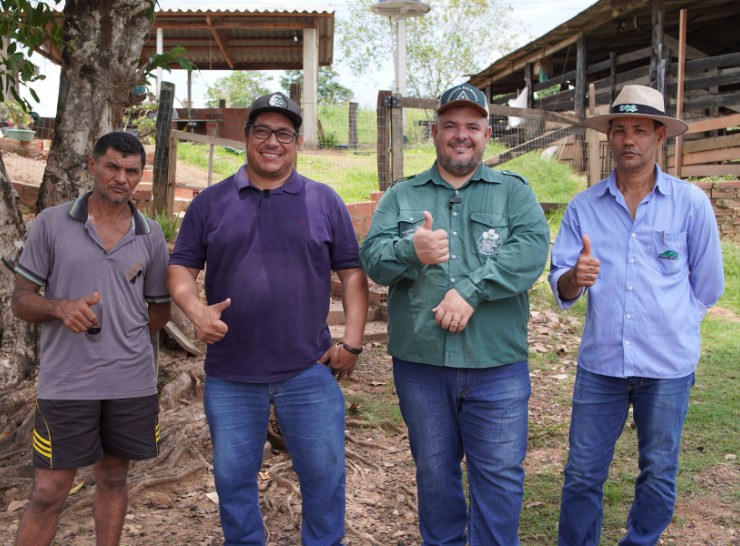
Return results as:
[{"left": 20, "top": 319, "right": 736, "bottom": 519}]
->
[
  {"left": 36, "top": 0, "right": 155, "bottom": 210},
  {"left": 0, "top": 0, "right": 155, "bottom": 386},
  {"left": 0, "top": 155, "right": 38, "bottom": 384}
]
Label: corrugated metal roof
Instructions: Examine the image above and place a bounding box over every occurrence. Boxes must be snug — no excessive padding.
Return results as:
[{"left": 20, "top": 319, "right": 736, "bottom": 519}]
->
[
  {"left": 156, "top": 6, "right": 334, "bottom": 15},
  {"left": 33, "top": 7, "right": 336, "bottom": 72},
  {"left": 144, "top": 8, "right": 336, "bottom": 71}
]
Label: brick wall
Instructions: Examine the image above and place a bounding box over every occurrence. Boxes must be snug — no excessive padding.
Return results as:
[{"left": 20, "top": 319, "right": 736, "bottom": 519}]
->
[
  {"left": 693, "top": 180, "right": 740, "bottom": 239},
  {"left": 13, "top": 182, "right": 738, "bottom": 241},
  {"left": 174, "top": 108, "right": 248, "bottom": 142}
]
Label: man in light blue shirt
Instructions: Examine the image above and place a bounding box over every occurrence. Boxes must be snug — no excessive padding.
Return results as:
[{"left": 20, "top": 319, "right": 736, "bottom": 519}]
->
[{"left": 549, "top": 85, "right": 724, "bottom": 546}]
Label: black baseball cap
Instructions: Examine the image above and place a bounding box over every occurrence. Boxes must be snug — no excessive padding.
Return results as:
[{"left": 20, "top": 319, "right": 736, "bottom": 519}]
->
[{"left": 247, "top": 92, "right": 303, "bottom": 129}]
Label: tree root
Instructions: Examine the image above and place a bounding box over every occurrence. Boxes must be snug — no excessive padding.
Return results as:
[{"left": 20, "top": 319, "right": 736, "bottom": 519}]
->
[
  {"left": 345, "top": 418, "right": 404, "bottom": 434},
  {"left": 346, "top": 447, "right": 382, "bottom": 472},
  {"left": 128, "top": 460, "right": 209, "bottom": 497}
]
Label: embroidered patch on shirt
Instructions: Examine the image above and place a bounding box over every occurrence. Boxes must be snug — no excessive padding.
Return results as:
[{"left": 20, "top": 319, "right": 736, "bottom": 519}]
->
[
  {"left": 478, "top": 229, "right": 503, "bottom": 256},
  {"left": 658, "top": 250, "right": 679, "bottom": 260},
  {"left": 402, "top": 225, "right": 421, "bottom": 239}
]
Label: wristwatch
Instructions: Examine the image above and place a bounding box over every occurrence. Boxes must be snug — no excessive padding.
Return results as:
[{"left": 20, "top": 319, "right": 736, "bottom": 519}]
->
[{"left": 340, "top": 341, "right": 363, "bottom": 355}]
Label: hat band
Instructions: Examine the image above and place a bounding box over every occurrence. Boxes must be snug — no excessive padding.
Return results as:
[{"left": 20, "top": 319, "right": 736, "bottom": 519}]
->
[{"left": 609, "top": 103, "right": 666, "bottom": 116}]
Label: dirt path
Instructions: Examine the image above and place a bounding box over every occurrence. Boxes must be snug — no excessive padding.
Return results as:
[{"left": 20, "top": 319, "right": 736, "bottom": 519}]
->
[{"left": 0, "top": 334, "right": 736, "bottom": 546}]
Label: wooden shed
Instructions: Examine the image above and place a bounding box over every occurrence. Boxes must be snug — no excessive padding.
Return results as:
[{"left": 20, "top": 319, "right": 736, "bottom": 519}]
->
[{"left": 467, "top": 0, "right": 740, "bottom": 182}]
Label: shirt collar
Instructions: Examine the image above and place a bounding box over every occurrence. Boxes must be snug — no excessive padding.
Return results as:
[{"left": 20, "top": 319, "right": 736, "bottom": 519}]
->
[
  {"left": 412, "top": 162, "right": 500, "bottom": 188},
  {"left": 68, "top": 191, "right": 150, "bottom": 235},
  {"left": 236, "top": 164, "right": 304, "bottom": 195},
  {"left": 602, "top": 163, "right": 671, "bottom": 198}
]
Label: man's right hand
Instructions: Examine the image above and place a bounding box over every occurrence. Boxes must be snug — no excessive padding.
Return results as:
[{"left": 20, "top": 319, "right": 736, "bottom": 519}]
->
[
  {"left": 191, "top": 298, "right": 232, "bottom": 344},
  {"left": 413, "top": 211, "right": 449, "bottom": 264},
  {"left": 558, "top": 235, "right": 600, "bottom": 300},
  {"left": 59, "top": 291, "right": 101, "bottom": 334}
]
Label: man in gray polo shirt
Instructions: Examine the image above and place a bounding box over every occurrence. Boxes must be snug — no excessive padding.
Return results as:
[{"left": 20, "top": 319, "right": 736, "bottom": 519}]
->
[{"left": 11, "top": 131, "right": 171, "bottom": 546}]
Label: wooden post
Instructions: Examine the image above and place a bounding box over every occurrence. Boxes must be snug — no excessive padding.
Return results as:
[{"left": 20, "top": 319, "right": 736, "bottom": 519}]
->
[
  {"left": 348, "top": 102, "right": 358, "bottom": 149},
  {"left": 587, "top": 84, "right": 601, "bottom": 187},
  {"left": 166, "top": 135, "right": 177, "bottom": 217},
  {"left": 208, "top": 144, "right": 215, "bottom": 187},
  {"left": 609, "top": 52, "right": 617, "bottom": 104},
  {"left": 524, "top": 63, "right": 535, "bottom": 139},
  {"left": 575, "top": 33, "right": 587, "bottom": 172},
  {"left": 377, "top": 90, "right": 392, "bottom": 191},
  {"left": 649, "top": 0, "right": 665, "bottom": 88},
  {"left": 289, "top": 82, "right": 301, "bottom": 107},
  {"left": 673, "top": 8, "right": 688, "bottom": 178},
  {"left": 391, "top": 94, "right": 404, "bottom": 183},
  {"left": 153, "top": 81, "right": 175, "bottom": 215}
]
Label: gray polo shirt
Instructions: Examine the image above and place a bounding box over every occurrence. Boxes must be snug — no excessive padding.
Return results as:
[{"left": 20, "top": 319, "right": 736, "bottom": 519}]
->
[{"left": 16, "top": 193, "right": 170, "bottom": 400}]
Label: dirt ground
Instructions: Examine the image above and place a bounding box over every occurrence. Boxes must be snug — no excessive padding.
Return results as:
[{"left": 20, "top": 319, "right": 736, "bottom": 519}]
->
[{"left": 0, "top": 149, "right": 737, "bottom": 545}]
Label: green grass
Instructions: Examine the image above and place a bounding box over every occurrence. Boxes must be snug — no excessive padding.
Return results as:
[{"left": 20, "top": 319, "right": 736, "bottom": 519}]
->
[
  {"left": 718, "top": 240, "right": 739, "bottom": 314},
  {"left": 176, "top": 104, "right": 585, "bottom": 205},
  {"left": 520, "top": 241, "right": 739, "bottom": 545}
]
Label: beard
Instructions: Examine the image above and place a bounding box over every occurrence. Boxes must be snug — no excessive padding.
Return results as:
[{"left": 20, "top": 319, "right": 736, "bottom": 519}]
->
[
  {"left": 437, "top": 154, "right": 480, "bottom": 177},
  {"left": 435, "top": 137, "right": 483, "bottom": 178}
]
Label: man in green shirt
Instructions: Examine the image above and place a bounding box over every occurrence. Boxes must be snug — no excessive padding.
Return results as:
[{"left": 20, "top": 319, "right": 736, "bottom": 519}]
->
[{"left": 360, "top": 83, "right": 549, "bottom": 546}]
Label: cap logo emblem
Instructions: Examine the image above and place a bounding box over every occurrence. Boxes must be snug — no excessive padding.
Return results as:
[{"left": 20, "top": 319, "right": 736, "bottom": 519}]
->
[
  {"left": 268, "top": 94, "right": 288, "bottom": 108},
  {"left": 619, "top": 104, "right": 639, "bottom": 113}
]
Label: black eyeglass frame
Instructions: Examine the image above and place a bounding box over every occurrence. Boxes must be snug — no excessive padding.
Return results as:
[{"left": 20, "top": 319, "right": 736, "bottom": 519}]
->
[{"left": 247, "top": 123, "right": 300, "bottom": 144}]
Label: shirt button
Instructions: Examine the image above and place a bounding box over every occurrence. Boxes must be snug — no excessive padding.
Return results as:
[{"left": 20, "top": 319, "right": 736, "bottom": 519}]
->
[
  {"left": 409, "top": 216, "right": 414, "bottom": 221},
  {"left": 630, "top": 258, "right": 635, "bottom": 264},
  {"left": 452, "top": 211, "right": 458, "bottom": 217},
  {"left": 450, "top": 278, "right": 456, "bottom": 283},
  {"left": 628, "top": 286, "right": 633, "bottom": 291},
  {"left": 626, "top": 314, "right": 632, "bottom": 319},
  {"left": 451, "top": 254, "right": 457, "bottom": 260},
  {"left": 452, "top": 231, "right": 458, "bottom": 236},
  {"left": 625, "top": 340, "right": 631, "bottom": 346},
  {"left": 631, "top": 232, "right": 637, "bottom": 238}
]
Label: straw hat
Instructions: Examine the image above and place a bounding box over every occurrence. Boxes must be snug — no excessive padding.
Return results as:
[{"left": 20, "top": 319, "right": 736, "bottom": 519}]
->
[{"left": 586, "top": 85, "right": 688, "bottom": 138}]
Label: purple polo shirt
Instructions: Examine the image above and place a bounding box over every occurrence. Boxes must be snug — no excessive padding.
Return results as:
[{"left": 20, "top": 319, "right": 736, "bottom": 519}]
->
[{"left": 169, "top": 166, "right": 360, "bottom": 383}]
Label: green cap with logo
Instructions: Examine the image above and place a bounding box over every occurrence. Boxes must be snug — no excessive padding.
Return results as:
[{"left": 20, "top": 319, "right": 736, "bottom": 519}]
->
[{"left": 437, "top": 83, "right": 489, "bottom": 117}]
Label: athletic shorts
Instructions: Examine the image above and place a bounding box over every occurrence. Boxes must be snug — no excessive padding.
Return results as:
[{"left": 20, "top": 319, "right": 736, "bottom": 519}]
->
[{"left": 32, "top": 395, "right": 160, "bottom": 469}]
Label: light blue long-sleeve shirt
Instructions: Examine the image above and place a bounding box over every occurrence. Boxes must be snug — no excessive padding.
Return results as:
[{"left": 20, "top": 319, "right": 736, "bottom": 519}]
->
[{"left": 549, "top": 165, "right": 724, "bottom": 379}]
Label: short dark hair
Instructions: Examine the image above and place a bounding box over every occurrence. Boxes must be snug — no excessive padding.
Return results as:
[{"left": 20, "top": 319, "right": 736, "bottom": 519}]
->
[{"left": 92, "top": 131, "right": 146, "bottom": 169}]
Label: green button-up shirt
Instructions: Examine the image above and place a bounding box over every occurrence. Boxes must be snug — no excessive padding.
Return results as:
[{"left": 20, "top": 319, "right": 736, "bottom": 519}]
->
[{"left": 359, "top": 162, "right": 550, "bottom": 368}]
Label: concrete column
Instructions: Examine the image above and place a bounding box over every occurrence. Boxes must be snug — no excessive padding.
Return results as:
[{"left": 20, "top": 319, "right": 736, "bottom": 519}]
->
[
  {"left": 302, "top": 27, "right": 319, "bottom": 149},
  {"left": 156, "top": 28, "right": 164, "bottom": 96}
]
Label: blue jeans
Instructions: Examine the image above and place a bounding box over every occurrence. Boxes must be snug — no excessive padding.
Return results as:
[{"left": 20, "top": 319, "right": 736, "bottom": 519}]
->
[
  {"left": 393, "top": 358, "right": 530, "bottom": 546},
  {"left": 558, "top": 368, "right": 695, "bottom": 546},
  {"left": 204, "top": 364, "right": 346, "bottom": 546}
]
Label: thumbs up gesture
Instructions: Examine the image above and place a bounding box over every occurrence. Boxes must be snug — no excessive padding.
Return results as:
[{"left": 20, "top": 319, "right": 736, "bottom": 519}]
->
[
  {"left": 572, "top": 235, "right": 600, "bottom": 287},
  {"left": 557, "top": 235, "right": 600, "bottom": 301},
  {"left": 192, "top": 297, "right": 232, "bottom": 344},
  {"left": 413, "top": 211, "right": 449, "bottom": 264}
]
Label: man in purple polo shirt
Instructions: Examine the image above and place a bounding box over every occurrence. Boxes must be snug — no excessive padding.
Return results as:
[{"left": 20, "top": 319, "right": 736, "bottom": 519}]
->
[{"left": 168, "top": 92, "right": 368, "bottom": 546}]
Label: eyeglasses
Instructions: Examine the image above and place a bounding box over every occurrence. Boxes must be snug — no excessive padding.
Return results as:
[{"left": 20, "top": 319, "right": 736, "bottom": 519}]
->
[{"left": 249, "top": 124, "right": 299, "bottom": 144}]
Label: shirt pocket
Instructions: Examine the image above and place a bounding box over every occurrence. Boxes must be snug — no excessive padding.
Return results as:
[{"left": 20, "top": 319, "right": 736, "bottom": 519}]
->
[
  {"left": 653, "top": 230, "right": 688, "bottom": 275},
  {"left": 397, "top": 209, "right": 426, "bottom": 239},
  {"left": 470, "top": 212, "right": 509, "bottom": 262}
]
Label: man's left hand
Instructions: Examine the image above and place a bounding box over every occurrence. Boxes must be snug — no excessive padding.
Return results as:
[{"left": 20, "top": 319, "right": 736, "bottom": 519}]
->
[
  {"left": 320, "top": 343, "right": 359, "bottom": 381},
  {"left": 433, "top": 289, "right": 474, "bottom": 333}
]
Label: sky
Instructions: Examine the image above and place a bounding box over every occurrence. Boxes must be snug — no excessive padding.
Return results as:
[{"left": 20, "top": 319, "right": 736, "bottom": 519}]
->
[{"left": 22, "top": 0, "right": 596, "bottom": 117}]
